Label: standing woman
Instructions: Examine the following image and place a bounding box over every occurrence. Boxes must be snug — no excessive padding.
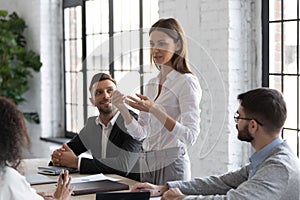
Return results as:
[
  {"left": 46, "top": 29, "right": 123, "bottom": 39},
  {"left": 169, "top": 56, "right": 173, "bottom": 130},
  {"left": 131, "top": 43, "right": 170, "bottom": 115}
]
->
[
  {"left": 0, "top": 97, "right": 74, "bottom": 200},
  {"left": 113, "top": 18, "right": 201, "bottom": 185}
]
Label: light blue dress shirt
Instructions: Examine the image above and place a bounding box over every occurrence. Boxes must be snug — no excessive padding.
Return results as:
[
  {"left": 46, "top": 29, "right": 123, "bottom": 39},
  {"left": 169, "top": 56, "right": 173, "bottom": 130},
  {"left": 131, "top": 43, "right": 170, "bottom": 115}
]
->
[{"left": 248, "top": 137, "right": 284, "bottom": 179}]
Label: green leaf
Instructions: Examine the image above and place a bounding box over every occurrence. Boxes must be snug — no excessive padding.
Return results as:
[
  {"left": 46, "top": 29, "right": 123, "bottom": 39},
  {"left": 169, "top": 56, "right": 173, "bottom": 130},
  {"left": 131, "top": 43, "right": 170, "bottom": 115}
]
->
[{"left": 0, "top": 10, "right": 8, "bottom": 17}]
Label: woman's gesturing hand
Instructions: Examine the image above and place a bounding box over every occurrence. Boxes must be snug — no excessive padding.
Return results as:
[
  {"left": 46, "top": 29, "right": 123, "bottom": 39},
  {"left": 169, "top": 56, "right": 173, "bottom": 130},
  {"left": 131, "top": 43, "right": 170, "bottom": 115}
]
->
[
  {"left": 125, "top": 93, "right": 154, "bottom": 112},
  {"left": 53, "top": 170, "right": 75, "bottom": 200}
]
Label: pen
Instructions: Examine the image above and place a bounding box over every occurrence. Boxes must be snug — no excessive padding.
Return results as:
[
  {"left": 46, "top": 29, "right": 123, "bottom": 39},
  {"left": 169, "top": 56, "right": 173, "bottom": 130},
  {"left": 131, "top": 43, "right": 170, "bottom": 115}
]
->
[{"left": 61, "top": 169, "right": 64, "bottom": 180}]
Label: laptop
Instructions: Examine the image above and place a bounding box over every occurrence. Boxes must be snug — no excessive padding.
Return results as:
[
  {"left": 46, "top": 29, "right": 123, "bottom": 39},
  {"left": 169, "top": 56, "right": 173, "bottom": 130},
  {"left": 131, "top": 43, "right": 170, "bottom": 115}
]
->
[{"left": 96, "top": 191, "right": 150, "bottom": 200}]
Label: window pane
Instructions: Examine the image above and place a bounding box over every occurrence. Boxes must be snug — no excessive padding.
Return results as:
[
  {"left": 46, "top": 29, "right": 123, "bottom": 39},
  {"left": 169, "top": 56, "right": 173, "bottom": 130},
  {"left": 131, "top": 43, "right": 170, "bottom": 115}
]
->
[
  {"left": 269, "top": 23, "right": 282, "bottom": 73},
  {"left": 100, "top": 0, "right": 109, "bottom": 33},
  {"left": 65, "top": 71, "right": 84, "bottom": 134},
  {"left": 64, "top": 8, "right": 70, "bottom": 40},
  {"left": 86, "top": 34, "right": 110, "bottom": 71},
  {"left": 143, "top": 0, "right": 159, "bottom": 28},
  {"left": 86, "top": 35, "right": 101, "bottom": 68},
  {"left": 65, "top": 72, "right": 72, "bottom": 104},
  {"left": 114, "top": 0, "right": 122, "bottom": 32},
  {"left": 86, "top": 0, "right": 109, "bottom": 34},
  {"left": 283, "top": 21, "right": 297, "bottom": 74},
  {"left": 86, "top": 0, "right": 101, "bottom": 34},
  {"left": 66, "top": 104, "right": 77, "bottom": 133},
  {"left": 65, "top": 6, "right": 82, "bottom": 39},
  {"left": 282, "top": 129, "right": 299, "bottom": 156},
  {"left": 86, "top": 34, "right": 109, "bottom": 71},
  {"left": 128, "top": 0, "right": 139, "bottom": 30},
  {"left": 283, "top": 76, "right": 298, "bottom": 129},
  {"left": 283, "top": 0, "right": 297, "bottom": 20},
  {"left": 269, "top": 75, "right": 282, "bottom": 91},
  {"left": 76, "top": 73, "right": 84, "bottom": 132},
  {"left": 65, "top": 39, "right": 82, "bottom": 71},
  {"left": 65, "top": 72, "right": 81, "bottom": 133},
  {"left": 77, "top": 39, "right": 83, "bottom": 66},
  {"left": 64, "top": 40, "right": 71, "bottom": 71},
  {"left": 75, "top": 6, "right": 82, "bottom": 38},
  {"left": 269, "top": 0, "right": 282, "bottom": 21},
  {"left": 113, "top": 0, "right": 139, "bottom": 32}
]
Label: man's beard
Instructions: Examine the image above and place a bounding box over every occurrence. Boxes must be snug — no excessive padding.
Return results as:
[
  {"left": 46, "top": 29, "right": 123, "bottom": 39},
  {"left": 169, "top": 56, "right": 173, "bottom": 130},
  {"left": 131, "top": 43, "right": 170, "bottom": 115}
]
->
[
  {"left": 99, "top": 106, "right": 113, "bottom": 115},
  {"left": 98, "top": 101, "right": 113, "bottom": 115},
  {"left": 236, "top": 124, "right": 254, "bottom": 142}
]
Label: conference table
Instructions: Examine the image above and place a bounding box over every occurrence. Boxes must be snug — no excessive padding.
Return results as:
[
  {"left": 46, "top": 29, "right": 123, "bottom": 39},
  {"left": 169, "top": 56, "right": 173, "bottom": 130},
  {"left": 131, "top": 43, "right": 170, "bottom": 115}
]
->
[{"left": 21, "top": 158, "right": 140, "bottom": 200}]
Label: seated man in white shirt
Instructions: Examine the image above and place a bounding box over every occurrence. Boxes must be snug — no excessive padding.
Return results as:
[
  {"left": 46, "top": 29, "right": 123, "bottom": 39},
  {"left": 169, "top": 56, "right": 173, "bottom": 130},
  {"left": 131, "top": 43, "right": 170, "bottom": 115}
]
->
[{"left": 51, "top": 73, "right": 142, "bottom": 181}]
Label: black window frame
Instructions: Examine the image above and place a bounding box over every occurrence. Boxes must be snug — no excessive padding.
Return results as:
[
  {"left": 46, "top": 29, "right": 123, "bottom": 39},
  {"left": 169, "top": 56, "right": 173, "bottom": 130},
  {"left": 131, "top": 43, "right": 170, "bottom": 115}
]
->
[{"left": 262, "top": 0, "right": 300, "bottom": 157}]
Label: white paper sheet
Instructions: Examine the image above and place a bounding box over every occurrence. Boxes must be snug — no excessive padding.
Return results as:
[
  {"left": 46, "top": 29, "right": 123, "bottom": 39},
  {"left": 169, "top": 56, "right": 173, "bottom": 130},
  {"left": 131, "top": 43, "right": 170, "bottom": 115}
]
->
[{"left": 71, "top": 173, "right": 120, "bottom": 183}]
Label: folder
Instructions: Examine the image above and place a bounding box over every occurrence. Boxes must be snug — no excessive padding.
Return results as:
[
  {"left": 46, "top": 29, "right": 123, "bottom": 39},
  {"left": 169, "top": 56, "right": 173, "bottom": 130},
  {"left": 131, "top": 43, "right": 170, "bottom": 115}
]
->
[
  {"left": 25, "top": 173, "right": 57, "bottom": 185},
  {"left": 71, "top": 180, "right": 129, "bottom": 195}
]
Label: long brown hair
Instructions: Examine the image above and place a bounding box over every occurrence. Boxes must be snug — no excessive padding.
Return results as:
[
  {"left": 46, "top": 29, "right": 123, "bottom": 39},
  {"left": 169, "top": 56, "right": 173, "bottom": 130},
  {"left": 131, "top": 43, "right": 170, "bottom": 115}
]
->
[
  {"left": 0, "top": 97, "right": 30, "bottom": 171},
  {"left": 149, "top": 18, "right": 193, "bottom": 74}
]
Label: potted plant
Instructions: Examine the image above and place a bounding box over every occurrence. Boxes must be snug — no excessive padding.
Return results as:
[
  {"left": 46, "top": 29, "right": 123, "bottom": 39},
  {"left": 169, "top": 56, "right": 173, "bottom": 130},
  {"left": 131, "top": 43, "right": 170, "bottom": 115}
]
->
[{"left": 0, "top": 10, "right": 42, "bottom": 123}]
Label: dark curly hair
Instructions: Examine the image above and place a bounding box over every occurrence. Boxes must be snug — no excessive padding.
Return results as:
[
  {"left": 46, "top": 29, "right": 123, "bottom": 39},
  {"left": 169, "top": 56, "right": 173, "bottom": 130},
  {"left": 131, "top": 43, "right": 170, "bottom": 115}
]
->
[{"left": 0, "top": 97, "right": 30, "bottom": 171}]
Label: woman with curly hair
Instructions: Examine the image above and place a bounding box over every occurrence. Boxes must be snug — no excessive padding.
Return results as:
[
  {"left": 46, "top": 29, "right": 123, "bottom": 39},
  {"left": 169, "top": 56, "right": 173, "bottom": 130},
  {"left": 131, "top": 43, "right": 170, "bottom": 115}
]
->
[{"left": 0, "top": 97, "right": 74, "bottom": 200}]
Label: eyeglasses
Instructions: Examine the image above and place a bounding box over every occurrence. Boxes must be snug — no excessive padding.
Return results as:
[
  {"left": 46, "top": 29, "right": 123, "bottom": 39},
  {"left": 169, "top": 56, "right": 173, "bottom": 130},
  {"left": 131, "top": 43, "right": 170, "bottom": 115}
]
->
[{"left": 234, "top": 112, "right": 263, "bottom": 126}]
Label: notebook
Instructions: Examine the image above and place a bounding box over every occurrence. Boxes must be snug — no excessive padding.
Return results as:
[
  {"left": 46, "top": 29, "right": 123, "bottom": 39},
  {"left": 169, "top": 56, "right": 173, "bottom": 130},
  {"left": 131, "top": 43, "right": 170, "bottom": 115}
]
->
[
  {"left": 71, "top": 180, "right": 129, "bottom": 195},
  {"left": 96, "top": 191, "right": 150, "bottom": 200},
  {"left": 38, "top": 166, "right": 78, "bottom": 175}
]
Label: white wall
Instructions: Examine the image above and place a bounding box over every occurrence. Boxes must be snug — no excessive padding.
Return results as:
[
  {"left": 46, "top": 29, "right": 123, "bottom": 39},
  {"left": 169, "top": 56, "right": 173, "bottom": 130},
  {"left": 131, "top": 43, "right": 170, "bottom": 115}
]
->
[
  {"left": 0, "top": 0, "right": 262, "bottom": 176},
  {"left": 39, "top": 0, "right": 65, "bottom": 138}
]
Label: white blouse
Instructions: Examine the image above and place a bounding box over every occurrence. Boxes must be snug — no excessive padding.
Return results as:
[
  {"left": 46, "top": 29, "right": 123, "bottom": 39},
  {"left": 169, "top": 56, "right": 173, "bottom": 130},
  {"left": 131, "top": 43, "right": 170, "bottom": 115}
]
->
[
  {"left": 0, "top": 166, "right": 44, "bottom": 200},
  {"left": 126, "top": 70, "right": 201, "bottom": 151}
]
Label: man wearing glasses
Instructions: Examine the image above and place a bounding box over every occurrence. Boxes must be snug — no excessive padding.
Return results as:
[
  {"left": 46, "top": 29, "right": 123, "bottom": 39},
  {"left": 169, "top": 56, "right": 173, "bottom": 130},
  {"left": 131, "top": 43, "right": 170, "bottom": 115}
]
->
[{"left": 131, "top": 87, "right": 300, "bottom": 200}]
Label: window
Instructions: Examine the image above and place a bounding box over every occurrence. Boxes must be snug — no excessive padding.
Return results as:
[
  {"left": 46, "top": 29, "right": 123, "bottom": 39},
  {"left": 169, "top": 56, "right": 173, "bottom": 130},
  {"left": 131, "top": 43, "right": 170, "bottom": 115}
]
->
[
  {"left": 63, "top": 0, "right": 158, "bottom": 137},
  {"left": 262, "top": 0, "right": 300, "bottom": 157}
]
